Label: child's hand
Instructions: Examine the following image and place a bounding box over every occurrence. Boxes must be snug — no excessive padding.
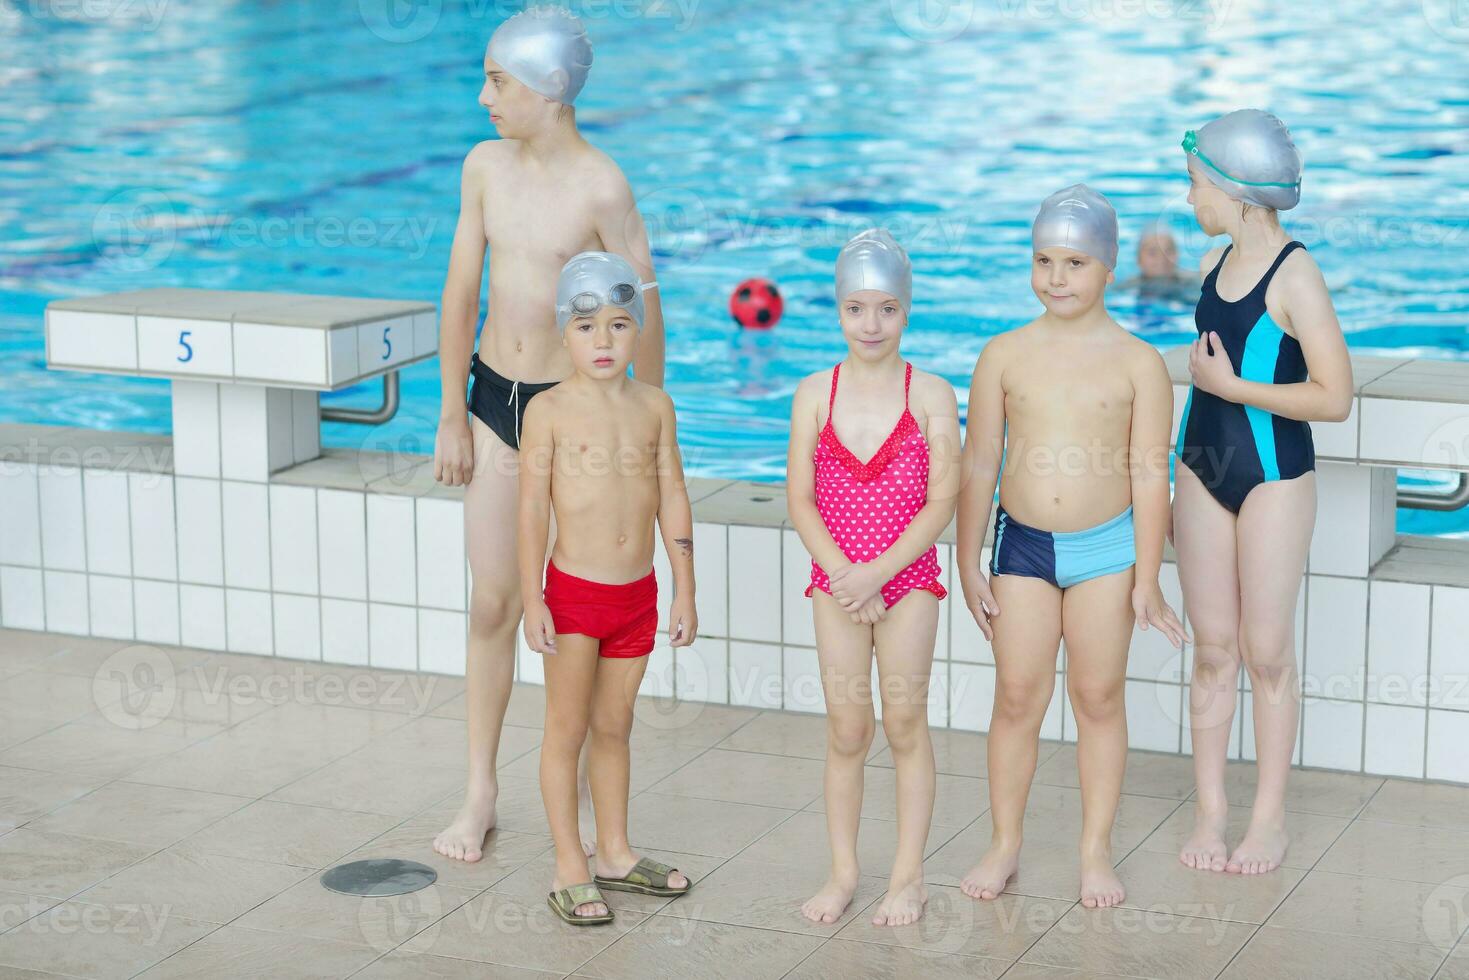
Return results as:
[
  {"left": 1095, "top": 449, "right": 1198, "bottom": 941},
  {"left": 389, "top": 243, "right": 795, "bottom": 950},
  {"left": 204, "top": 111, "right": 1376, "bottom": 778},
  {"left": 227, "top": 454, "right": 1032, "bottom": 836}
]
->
[
  {"left": 1132, "top": 582, "right": 1190, "bottom": 650},
  {"left": 849, "top": 594, "right": 888, "bottom": 625},
  {"left": 523, "top": 598, "right": 558, "bottom": 655},
  {"left": 1188, "top": 332, "right": 1238, "bottom": 400},
  {"left": 434, "top": 415, "right": 475, "bottom": 487},
  {"left": 668, "top": 595, "right": 698, "bottom": 647},
  {"left": 828, "top": 562, "right": 885, "bottom": 612},
  {"left": 965, "top": 574, "right": 1000, "bottom": 641}
]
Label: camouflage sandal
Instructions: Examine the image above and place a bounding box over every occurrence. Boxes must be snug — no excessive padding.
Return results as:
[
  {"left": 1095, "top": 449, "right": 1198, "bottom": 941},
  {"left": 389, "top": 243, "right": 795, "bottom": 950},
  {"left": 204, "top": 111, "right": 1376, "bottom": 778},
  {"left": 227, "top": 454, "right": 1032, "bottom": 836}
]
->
[
  {"left": 594, "top": 857, "right": 692, "bottom": 897},
  {"left": 547, "top": 882, "right": 614, "bottom": 925}
]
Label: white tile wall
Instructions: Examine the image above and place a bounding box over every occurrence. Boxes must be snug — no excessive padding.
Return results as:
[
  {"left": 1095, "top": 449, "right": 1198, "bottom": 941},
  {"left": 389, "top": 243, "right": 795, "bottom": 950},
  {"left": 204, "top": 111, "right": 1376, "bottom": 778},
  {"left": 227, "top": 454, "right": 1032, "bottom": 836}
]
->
[
  {"left": 415, "top": 498, "right": 465, "bottom": 612},
  {"left": 292, "top": 390, "right": 321, "bottom": 464},
  {"left": 729, "top": 527, "right": 782, "bottom": 643},
  {"left": 413, "top": 311, "right": 438, "bottom": 358},
  {"left": 675, "top": 639, "right": 729, "bottom": 704},
  {"left": 949, "top": 662, "right": 996, "bottom": 733},
  {"left": 170, "top": 381, "right": 221, "bottom": 479},
  {"left": 949, "top": 548, "right": 994, "bottom": 664},
  {"left": 1310, "top": 463, "right": 1374, "bottom": 577},
  {"left": 356, "top": 316, "right": 415, "bottom": 376},
  {"left": 321, "top": 598, "right": 370, "bottom": 666},
  {"left": 0, "top": 565, "right": 45, "bottom": 630},
  {"left": 179, "top": 584, "right": 226, "bottom": 650},
  {"left": 1426, "top": 710, "right": 1469, "bottom": 783},
  {"left": 133, "top": 580, "right": 181, "bottom": 646},
  {"left": 273, "top": 594, "right": 322, "bottom": 661},
  {"left": 175, "top": 477, "right": 224, "bottom": 586},
  {"left": 1125, "top": 680, "right": 1184, "bottom": 752},
  {"left": 1304, "top": 576, "right": 1367, "bottom": 701},
  {"left": 233, "top": 322, "right": 327, "bottom": 386},
  {"left": 729, "top": 641, "right": 782, "bottom": 709},
  {"left": 269, "top": 485, "right": 319, "bottom": 595},
  {"left": 1311, "top": 400, "right": 1359, "bottom": 460},
  {"left": 369, "top": 602, "right": 417, "bottom": 671},
  {"left": 225, "top": 588, "right": 273, "bottom": 655},
  {"left": 139, "top": 317, "right": 231, "bottom": 377},
  {"left": 781, "top": 529, "right": 815, "bottom": 647},
  {"left": 367, "top": 495, "right": 416, "bottom": 605},
  {"left": 222, "top": 482, "right": 271, "bottom": 590},
  {"left": 328, "top": 329, "right": 358, "bottom": 388},
  {"left": 1429, "top": 586, "right": 1469, "bottom": 711},
  {"left": 88, "top": 574, "right": 133, "bottom": 640},
  {"left": 1366, "top": 581, "right": 1431, "bottom": 706},
  {"left": 1360, "top": 398, "right": 1466, "bottom": 467},
  {"left": 1363, "top": 702, "right": 1425, "bottom": 779},
  {"left": 1300, "top": 697, "right": 1363, "bottom": 771},
  {"left": 128, "top": 472, "right": 177, "bottom": 580},
  {"left": 47, "top": 310, "right": 136, "bottom": 370},
  {"left": 0, "top": 462, "right": 41, "bottom": 565},
  {"left": 319, "top": 490, "right": 367, "bottom": 600},
  {"left": 782, "top": 645, "right": 823, "bottom": 714},
  {"left": 43, "top": 570, "right": 88, "bottom": 635},
  {"left": 38, "top": 467, "right": 85, "bottom": 572},
  {"left": 418, "top": 609, "right": 467, "bottom": 675}
]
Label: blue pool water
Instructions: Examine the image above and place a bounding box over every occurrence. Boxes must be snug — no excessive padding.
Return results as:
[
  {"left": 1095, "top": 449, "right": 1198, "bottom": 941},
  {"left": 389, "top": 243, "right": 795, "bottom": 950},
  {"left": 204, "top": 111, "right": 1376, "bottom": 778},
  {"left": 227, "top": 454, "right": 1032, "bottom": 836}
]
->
[{"left": 1, "top": 1, "right": 1466, "bottom": 531}]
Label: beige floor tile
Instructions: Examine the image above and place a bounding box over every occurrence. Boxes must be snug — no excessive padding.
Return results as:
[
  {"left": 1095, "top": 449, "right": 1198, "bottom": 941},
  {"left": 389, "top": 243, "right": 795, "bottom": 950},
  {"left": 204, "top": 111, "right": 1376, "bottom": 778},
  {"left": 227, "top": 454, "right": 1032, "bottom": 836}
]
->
[
  {"left": 419, "top": 774, "right": 548, "bottom": 839},
  {"left": 803, "top": 766, "right": 986, "bottom": 830},
  {"left": 0, "top": 723, "right": 198, "bottom": 780},
  {"left": 352, "top": 713, "right": 474, "bottom": 762},
  {"left": 1112, "top": 850, "right": 1303, "bottom": 924},
  {"left": 133, "top": 923, "right": 381, "bottom": 979},
  {"left": 738, "top": 809, "right": 965, "bottom": 878},
  {"left": 714, "top": 711, "right": 848, "bottom": 761},
  {"left": 0, "top": 766, "right": 104, "bottom": 832},
  {"left": 785, "top": 937, "right": 1009, "bottom": 980},
  {"left": 26, "top": 782, "right": 247, "bottom": 848},
  {"left": 1000, "top": 963, "right": 1148, "bottom": 979},
  {"left": 1133, "top": 804, "right": 1348, "bottom": 869},
  {"left": 1438, "top": 944, "right": 1469, "bottom": 980},
  {"left": 867, "top": 728, "right": 1002, "bottom": 778},
  {"left": 657, "top": 854, "right": 887, "bottom": 935},
  {"left": 433, "top": 682, "right": 547, "bottom": 729},
  {"left": 1359, "top": 779, "right": 1469, "bottom": 830},
  {"left": 924, "top": 825, "right": 1088, "bottom": 901},
  {"left": 337, "top": 816, "right": 550, "bottom": 892},
  {"left": 498, "top": 736, "right": 703, "bottom": 793},
  {"left": 630, "top": 700, "right": 758, "bottom": 748},
  {"left": 177, "top": 798, "right": 401, "bottom": 869},
  {"left": 0, "top": 629, "right": 76, "bottom": 667},
  {"left": 0, "top": 829, "right": 151, "bottom": 897},
  {"left": 626, "top": 792, "right": 794, "bottom": 859},
  {"left": 268, "top": 753, "right": 466, "bottom": 817},
  {"left": 361, "top": 949, "right": 562, "bottom": 978},
  {"left": 1036, "top": 746, "right": 1198, "bottom": 801},
  {"left": 0, "top": 711, "right": 68, "bottom": 755},
  {"left": 1266, "top": 869, "right": 1469, "bottom": 949},
  {"left": 399, "top": 889, "right": 648, "bottom": 973},
  {"left": 648, "top": 748, "right": 824, "bottom": 810},
  {"left": 0, "top": 672, "right": 116, "bottom": 726},
  {"left": 0, "top": 889, "right": 61, "bottom": 934},
  {"left": 0, "top": 900, "right": 216, "bottom": 979},
  {"left": 1212, "top": 763, "right": 1382, "bottom": 817},
  {"left": 74, "top": 847, "right": 310, "bottom": 924},
  {"left": 34, "top": 639, "right": 209, "bottom": 680},
  {"left": 72, "top": 683, "right": 276, "bottom": 741},
  {"left": 1319, "top": 819, "right": 1469, "bottom": 884},
  {"left": 233, "top": 876, "right": 478, "bottom": 951},
  {"left": 1219, "top": 925, "right": 1444, "bottom": 980},
  {"left": 488, "top": 846, "right": 723, "bottom": 915},
  {"left": 577, "top": 915, "right": 821, "bottom": 979},
  {"left": 1022, "top": 905, "right": 1254, "bottom": 980},
  {"left": 836, "top": 886, "right": 1067, "bottom": 960}
]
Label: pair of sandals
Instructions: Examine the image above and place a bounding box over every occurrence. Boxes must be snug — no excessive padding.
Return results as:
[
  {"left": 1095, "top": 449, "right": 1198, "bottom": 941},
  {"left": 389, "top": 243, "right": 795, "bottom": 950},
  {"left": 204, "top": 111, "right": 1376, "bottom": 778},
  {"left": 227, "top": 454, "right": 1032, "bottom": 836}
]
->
[{"left": 547, "top": 857, "right": 691, "bottom": 925}]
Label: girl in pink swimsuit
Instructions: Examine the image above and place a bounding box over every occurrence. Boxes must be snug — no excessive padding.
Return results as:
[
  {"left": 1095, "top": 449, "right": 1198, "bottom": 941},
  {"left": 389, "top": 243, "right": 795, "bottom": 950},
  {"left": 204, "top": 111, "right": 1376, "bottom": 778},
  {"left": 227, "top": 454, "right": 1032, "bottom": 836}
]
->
[{"left": 786, "top": 229, "right": 961, "bottom": 931}]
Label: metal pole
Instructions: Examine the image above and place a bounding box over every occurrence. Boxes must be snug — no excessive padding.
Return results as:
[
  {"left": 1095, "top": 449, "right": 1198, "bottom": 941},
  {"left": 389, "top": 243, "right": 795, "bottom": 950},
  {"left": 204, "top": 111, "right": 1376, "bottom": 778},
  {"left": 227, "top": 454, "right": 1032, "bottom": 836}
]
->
[
  {"left": 321, "top": 371, "right": 400, "bottom": 426},
  {"left": 1398, "top": 472, "right": 1469, "bottom": 512}
]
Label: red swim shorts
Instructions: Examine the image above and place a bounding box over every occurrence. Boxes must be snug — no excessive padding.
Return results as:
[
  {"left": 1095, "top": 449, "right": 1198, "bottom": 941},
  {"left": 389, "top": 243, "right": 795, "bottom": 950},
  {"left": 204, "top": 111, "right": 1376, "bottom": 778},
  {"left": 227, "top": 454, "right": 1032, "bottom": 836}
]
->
[{"left": 542, "top": 560, "right": 658, "bottom": 659}]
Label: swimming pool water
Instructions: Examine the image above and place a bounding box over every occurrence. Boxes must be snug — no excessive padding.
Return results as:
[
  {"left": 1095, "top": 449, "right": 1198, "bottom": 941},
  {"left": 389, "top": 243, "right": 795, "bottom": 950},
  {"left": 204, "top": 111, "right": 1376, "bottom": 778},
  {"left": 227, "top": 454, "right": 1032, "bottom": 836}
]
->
[{"left": 2, "top": 1, "right": 1466, "bottom": 532}]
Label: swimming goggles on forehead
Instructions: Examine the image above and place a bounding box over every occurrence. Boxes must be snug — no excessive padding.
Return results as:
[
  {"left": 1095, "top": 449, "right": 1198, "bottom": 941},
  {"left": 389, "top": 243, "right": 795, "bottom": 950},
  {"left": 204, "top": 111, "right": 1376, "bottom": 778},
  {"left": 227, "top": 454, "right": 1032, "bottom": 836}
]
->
[
  {"left": 1182, "top": 130, "right": 1301, "bottom": 190},
  {"left": 565, "top": 281, "right": 639, "bottom": 317}
]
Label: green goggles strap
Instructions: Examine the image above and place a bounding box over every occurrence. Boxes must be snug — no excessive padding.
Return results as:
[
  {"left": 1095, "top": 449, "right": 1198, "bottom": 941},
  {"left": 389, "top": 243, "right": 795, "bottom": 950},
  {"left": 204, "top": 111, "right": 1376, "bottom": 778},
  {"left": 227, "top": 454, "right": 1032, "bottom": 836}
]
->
[{"left": 1182, "top": 130, "right": 1301, "bottom": 189}]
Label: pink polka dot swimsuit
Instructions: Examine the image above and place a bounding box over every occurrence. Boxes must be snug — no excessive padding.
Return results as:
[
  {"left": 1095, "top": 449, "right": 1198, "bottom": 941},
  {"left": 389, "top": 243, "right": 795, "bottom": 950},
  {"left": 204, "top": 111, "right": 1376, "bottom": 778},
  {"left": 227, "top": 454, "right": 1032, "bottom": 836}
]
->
[{"left": 805, "top": 361, "right": 947, "bottom": 608}]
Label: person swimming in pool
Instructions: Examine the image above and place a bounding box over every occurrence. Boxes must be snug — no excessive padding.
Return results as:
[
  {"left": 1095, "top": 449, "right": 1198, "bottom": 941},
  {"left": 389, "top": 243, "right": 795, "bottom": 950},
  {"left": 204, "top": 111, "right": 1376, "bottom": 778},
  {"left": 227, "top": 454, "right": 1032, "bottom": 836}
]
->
[
  {"left": 1116, "top": 226, "right": 1200, "bottom": 303},
  {"left": 430, "top": 6, "right": 666, "bottom": 865},
  {"left": 955, "top": 185, "right": 1188, "bottom": 910},
  {"left": 1173, "top": 110, "right": 1352, "bottom": 876}
]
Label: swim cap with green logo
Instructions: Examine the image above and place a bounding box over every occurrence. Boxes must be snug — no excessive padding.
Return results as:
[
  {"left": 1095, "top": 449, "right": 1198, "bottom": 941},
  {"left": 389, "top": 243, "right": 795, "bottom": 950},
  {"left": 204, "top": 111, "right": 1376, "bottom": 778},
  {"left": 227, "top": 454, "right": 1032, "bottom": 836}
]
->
[{"left": 1183, "top": 109, "right": 1302, "bottom": 211}]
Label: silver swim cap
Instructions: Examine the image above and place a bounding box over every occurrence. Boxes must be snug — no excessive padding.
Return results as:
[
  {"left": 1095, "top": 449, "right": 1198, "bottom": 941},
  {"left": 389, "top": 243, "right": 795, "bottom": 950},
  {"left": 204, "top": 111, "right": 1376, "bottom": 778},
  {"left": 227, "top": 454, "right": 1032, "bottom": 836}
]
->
[
  {"left": 1184, "top": 109, "right": 1302, "bottom": 211},
  {"left": 1031, "top": 183, "right": 1119, "bottom": 269},
  {"left": 487, "top": 6, "right": 593, "bottom": 105},
  {"left": 835, "top": 229, "right": 912, "bottom": 313},
  {"left": 556, "top": 251, "right": 644, "bottom": 329}
]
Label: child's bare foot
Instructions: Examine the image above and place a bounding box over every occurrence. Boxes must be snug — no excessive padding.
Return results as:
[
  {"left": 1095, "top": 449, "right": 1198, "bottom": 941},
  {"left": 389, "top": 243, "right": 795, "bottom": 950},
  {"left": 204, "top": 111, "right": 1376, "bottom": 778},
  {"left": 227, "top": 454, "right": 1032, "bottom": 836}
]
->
[
  {"left": 960, "top": 841, "right": 1020, "bottom": 900},
  {"left": 1079, "top": 846, "right": 1125, "bottom": 909},
  {"left": 1226, "top": 814, "right": 1288, "bottom": 874},
  {"left": 432, "top": 782, "right": 497, "bottom": 863},
  {"left": 871, "top": 872, "right": 928, "bottom": 927},
  {"left": 1179, "top": 804, "right": 1229, "bottom": 872},
  {"left": 801, "top": 872, "right": 859, "bottom": 924}
]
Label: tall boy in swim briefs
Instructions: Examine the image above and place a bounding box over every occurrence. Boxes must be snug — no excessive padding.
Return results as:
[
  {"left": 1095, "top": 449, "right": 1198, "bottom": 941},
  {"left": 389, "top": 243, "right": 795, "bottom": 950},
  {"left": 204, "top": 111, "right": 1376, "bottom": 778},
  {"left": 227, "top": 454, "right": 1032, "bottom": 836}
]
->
[
  {"left": 519, "top": 252, "right": 697, "bottom": 924},
  {"left": 431, "top": 7, "right": 666, "bottom": 864},
  {"left": 955, "top": 185, "right": 1188, "bottom": 909}
]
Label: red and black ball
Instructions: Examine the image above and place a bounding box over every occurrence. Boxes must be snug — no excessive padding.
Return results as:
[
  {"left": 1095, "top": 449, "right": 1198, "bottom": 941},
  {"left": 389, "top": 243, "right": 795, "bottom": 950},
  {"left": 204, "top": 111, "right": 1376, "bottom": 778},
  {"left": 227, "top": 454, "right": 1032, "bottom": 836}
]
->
[{"left": 730, "top": 278, "right": 783, "bottom": 329}]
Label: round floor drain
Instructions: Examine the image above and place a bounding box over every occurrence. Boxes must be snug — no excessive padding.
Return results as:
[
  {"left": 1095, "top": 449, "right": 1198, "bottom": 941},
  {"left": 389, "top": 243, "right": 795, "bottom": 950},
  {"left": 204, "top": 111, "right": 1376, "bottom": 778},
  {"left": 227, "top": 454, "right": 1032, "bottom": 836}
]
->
[{"left": 321, "top": 858, "right": 437, "bottom": 897}]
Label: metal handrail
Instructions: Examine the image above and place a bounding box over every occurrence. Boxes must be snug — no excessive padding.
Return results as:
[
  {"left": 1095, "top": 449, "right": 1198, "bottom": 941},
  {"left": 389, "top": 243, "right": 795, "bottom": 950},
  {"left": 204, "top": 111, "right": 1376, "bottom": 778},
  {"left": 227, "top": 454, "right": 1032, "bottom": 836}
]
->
[
  {"left": 321, "top": 371, "right": 400, "bottom": 426},
  {"left": 1398, "top": 472, "right": 1469, "bottom": 511}
]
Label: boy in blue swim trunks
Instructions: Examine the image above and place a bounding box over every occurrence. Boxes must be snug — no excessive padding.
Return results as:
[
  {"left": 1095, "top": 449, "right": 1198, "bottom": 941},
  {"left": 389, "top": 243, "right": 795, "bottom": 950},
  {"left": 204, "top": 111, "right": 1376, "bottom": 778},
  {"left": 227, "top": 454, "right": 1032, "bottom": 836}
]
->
[{"left": 955, "top": 185, "right": 1188, "bottom": 909}]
